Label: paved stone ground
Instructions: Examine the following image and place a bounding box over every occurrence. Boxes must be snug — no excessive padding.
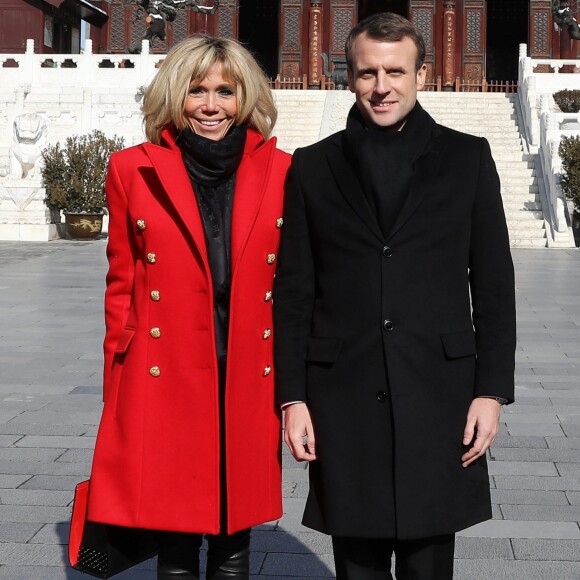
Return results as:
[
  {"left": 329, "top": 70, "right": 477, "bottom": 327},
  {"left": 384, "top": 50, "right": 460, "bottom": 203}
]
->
[{"left": 0, "top": 241, "right": 579, "bottom": 578}]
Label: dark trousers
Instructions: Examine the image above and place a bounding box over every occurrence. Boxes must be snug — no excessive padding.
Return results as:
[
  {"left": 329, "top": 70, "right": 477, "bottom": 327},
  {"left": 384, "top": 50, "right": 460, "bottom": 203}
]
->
[
  {"left": 157, "top": 529, "right": 250, "bottom": 579},
  {"left": 332, "top": 534, "right": 455, "bottom": 580}
]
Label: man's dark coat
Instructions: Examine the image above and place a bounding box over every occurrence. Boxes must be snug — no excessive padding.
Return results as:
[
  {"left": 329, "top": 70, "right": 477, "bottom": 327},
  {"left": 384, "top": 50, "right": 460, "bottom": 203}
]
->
[{"left": 273, "top": 106, "right": 516, "bottom": 540}]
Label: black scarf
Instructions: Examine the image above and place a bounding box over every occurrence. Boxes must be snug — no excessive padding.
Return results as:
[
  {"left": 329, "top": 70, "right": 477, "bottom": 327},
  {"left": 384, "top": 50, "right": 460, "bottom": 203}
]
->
[
  {"left": 177, "top": 124, "right": 247, "bottom": 377},
  {"left": 343, "top": 102, "right": 434, "bottom": 237}
]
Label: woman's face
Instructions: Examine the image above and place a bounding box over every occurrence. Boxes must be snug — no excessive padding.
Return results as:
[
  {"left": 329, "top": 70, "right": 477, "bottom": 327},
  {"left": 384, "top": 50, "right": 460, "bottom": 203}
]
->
[{"left": 184, "top": 63, "right": 238, "bottom": 141}]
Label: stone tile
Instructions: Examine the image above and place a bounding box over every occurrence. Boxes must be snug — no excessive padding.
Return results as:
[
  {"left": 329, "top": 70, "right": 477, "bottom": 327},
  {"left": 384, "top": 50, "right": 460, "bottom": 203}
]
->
[
  {"left": 454, "top": 559, "right": 580, "bottom": 580},
  {"left": 454, "top": 537, "right": 514, "bottom": 559},
  {"left": 546, "top": 437, "right": 580, "bottom": 449},
  {"left": 487, "top": 461, "right": 558, "bottom": 476},
  {"left": 251, "top": 530, "right": 332, "bottom": 555},
  {"left": 260, "top": 553, "right": 335, "bottom": 577},
  {"left": 19, "top": 475, "right": 82, "bottom": 491},
  {"left": 512, "top": 539, "right": 580, "bottom": 561},
  {"left": 0, "top": 489, "right": 72, "bottom": 506},
  {"left": 458, "top": 520, "right": 580, "bottom": 539},
  {"left": 0, "top": 522, "right": 43, "bottom": 543},
  {"left": 501, "top": 504, "right": 580, "bottom": 522},
  {"left": 15, "top": 435, "right": 96, "bottom": 449},
  {"left": 491, "top": 489, "right": 569, "bottom": 506},
  {"left": 493, "top": 435, "right": 547, "bottom": 449},
  {"left": 494, "top": 475, "right": 580, "bottom": 491},
  {"left": 0, "top": 474, "right": 32, "bottom": 488},
  {"left": 490, "top": 448, "right": 580, "bottom": 462},
  {"left": 506, "top": 423, "right": 565, "bottom": 436},
  {"left": 0, "top": 505, "right": 70, "bottom": 524}
]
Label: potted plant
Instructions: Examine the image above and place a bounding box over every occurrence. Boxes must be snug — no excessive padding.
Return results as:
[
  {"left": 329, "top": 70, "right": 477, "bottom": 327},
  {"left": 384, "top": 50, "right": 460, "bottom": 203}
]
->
[
  {"left": 559, "top": 134, "right": 580, "bottom": 246},
  {"left": 553, "top": 89, "right": 580, "bottom": 113},
  {"left": 41, "top": 130, "right": 125, "bottom": 239}
]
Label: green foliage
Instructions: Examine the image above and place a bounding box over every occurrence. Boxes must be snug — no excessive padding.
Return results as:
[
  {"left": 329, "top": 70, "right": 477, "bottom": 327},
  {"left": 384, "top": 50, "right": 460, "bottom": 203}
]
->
[
  {"left": 553, "top": 89, "right": 580, "bottom": 113},
  {"left": 559, "top": 135, "right": 580, "bottom": 213},
  {"left": 41, "top": 130, "right": 125, "bottom": 213}
]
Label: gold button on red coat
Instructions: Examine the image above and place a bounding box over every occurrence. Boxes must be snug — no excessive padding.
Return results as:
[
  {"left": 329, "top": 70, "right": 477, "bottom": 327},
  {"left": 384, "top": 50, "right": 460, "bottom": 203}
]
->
[
  {"left": 263, "top": 366, "right": 272, "bottom": 376},
  {"left": 150, "top": 327, "right": 161, "bottom": 338},
  {"left": 264, "top": 290, "right": 272, "bottom": 302},
  {"left": 276, "top": 217, "right": 283, "bottom": 228},
  {"left": 136, "top": 219, "right": 146, "bottom": 230},
  {"left": 149, "top": 366, "right": 160, "bottom": 377},
  {"left": 150, "top": 290, "right": 160, "bottom": 301},
  {"left": 267, "top": 253, "right": 276, "bottom": 265},
  {"left": 147, "top": 253, "right": 156, "bottom": 264},
  {"left": 263, "top": 329, "right": 271, "bottom": 340}
]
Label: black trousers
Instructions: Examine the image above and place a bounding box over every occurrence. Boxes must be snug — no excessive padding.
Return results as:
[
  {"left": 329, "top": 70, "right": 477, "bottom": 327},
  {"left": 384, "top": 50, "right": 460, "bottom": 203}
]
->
[
  {"left": 332, "top": 534, "right": 455, "bottom": 580},
  {"left": 157, "top": 528, "right": 250, "bottom": 579}
]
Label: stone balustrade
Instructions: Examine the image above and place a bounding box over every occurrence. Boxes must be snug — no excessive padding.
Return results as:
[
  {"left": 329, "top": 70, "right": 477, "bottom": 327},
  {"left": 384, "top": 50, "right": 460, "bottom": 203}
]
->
[
  {"left": 0, "top": 39, "right": 162, "bottom": 240},
  {"left": 518, "top": 44, "right": 578, "bottom": 247}
]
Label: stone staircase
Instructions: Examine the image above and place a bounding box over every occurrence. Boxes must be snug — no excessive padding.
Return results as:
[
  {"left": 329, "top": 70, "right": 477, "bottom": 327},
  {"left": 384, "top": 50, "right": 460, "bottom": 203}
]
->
[{"left": 271, "top": 90, "right": 546, "bottom": 248}]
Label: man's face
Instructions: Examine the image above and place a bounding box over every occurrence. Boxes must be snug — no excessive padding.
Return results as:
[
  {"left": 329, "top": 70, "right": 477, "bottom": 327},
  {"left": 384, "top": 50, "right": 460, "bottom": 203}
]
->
[{"left": 347, "top": 34, "right": 427, "bottom": 132}]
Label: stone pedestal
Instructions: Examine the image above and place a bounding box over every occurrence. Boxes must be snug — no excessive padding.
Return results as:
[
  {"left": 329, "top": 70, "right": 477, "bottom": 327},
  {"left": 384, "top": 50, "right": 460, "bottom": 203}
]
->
[{"left": 0, "top": 179, "right": 59, "bottom": 241}]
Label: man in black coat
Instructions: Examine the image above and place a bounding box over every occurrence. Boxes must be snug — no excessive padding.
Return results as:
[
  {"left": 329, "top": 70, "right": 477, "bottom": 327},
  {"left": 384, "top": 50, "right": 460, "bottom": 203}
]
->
[{"left": 273, "top": 12, "right": 516, "bottom": 580}]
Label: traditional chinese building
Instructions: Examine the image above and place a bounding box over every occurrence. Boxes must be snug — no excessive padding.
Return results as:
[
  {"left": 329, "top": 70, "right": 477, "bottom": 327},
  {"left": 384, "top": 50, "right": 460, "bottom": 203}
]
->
[
  {"left": 0, "top": 0, "right": 107, "bottom": 53},
  {"left": 4, "top": 1, "right": 578, "bottom": 90}
]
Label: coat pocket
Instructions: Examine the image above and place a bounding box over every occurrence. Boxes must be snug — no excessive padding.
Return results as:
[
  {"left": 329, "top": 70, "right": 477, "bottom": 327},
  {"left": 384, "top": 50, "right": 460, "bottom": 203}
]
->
[
  {"left": 115, "top": 327, "right": 136, "bottom": 354},
  {"left": 440, "top": 330, "right": 476, "bottom": 359},
  {"left": 306, "top": 337, "right": 343, "bottom": 364}
]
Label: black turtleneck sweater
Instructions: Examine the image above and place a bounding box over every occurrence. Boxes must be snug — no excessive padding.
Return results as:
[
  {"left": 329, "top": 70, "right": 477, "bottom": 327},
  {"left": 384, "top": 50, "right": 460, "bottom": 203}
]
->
[
  {"left": 343, "top": 102, "right": 434, "bottom": 237},
  {"left": 176, "top": 124, "right": 247, "bottom": 380}
]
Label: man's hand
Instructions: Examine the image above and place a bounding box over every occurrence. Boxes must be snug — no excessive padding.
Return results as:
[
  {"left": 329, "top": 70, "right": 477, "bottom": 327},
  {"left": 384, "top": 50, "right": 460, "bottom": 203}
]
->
[
  {"left": 283, "top": 402, "right": 317, "bottom": 462},
  {"left": 461, "top": 398, "right": 502, "bottom": 468}
]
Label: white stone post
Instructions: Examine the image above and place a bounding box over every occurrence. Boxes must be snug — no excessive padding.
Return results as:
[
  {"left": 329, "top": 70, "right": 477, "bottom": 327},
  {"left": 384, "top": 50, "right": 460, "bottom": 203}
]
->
[
  {"left": 23, "top": 39, "right": 36, "bottom": 88},
  {"left": 81, "top": 39, "right": 94, "bottom": 88}
]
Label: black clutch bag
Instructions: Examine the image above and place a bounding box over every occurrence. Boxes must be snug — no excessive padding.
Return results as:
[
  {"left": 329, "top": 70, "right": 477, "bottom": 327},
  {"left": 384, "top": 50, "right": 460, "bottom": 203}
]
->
[{"left": 68, "top": 480, "right": 159, "bottom": 578}]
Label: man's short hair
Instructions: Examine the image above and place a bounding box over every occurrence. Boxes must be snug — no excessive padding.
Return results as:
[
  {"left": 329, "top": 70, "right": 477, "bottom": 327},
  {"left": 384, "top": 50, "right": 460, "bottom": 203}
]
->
[{"left": 345, "top": 12, "right": 426, "bottom": 72}]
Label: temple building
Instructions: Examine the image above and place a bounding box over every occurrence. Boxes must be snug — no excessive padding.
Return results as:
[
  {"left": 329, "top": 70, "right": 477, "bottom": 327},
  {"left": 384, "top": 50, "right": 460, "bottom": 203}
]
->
[
  {"left": 0, "top": 0, "right": 107, "bottom": 53},
  {"left": 2, "top": 1, "right": 579, "bottom": 91}
]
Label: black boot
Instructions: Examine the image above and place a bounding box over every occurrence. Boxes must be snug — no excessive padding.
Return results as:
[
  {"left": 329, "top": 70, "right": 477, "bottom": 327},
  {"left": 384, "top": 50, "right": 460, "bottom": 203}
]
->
[
  {"left": 206, "top": 529, "right": 250, "bottom": 580},
  {"left": 157, "top": 532, "right": 202, "bottom": 580}
]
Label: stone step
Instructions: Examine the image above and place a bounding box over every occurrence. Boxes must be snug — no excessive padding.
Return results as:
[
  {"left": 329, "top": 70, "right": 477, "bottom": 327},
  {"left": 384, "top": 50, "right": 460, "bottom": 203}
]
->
[
  {"left": 505, "top": 210, "right": 543, "bottom": 219},
  {"left": 502, "top": 187, "right": 539, "bottom": 196},
  {"left": 504, "top": 201, "right": 543, "bottom": 210},
  {"left": 506, "top": 219, "right": 545, "bottom": 229},
  {"left": 502, "top": 191, "right": 540, "bottom": 200},
  {"left": 509, "top": 237, "right": 548, "bottom": 247}
]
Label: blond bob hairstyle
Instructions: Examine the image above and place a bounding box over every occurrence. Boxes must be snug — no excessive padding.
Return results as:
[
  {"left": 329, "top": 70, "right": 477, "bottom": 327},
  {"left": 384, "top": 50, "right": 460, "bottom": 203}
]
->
[{"left": 142, "top": 34, "right": 277, "bottom": 144}]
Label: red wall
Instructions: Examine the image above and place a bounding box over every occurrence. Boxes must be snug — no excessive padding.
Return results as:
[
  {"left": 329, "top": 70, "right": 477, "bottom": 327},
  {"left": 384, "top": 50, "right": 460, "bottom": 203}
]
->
[{"left": 0, "top": 0, "right": 43, "bottom": 52}]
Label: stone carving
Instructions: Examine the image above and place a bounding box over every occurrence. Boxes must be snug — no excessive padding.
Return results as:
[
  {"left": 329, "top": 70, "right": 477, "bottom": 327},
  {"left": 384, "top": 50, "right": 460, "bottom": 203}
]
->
[
  {"left": 9, "top": 113, "right": 47, "bottom": 180},
  {"left": 552, "top": 1, "right": 580, "bottom": 40}
]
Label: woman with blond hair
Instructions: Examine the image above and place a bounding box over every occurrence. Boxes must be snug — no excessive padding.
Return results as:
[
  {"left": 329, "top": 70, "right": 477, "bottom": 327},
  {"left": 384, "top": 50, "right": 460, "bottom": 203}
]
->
[{"left": 86, "top": 35, "right": 290, "bottom": 579}]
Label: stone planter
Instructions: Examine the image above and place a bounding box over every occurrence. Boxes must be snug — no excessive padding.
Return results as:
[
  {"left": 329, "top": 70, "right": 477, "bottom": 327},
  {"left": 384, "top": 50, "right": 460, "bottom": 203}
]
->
[{"left": 64, "top": 213, "right": 104, "bottom": 239}]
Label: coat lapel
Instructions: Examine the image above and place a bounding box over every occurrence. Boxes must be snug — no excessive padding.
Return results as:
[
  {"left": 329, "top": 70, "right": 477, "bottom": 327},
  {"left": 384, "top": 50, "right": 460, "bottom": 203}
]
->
[
  {"left": 142, "top": 139, "right": 209, "bottom": 265},
  {"left": 230, "top": 131, "right": 275, "bottom": 272},
  {"left": 326, "top": 138, "right": 384, "bottom": 242},
  {"left": 386, "top": 124, "right": 445, "bottom": 241}
]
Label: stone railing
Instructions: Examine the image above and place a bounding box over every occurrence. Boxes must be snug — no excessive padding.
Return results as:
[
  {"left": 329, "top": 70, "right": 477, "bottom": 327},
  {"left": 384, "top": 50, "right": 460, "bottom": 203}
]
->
[
  {"left": 1, "top": 38, "right": 162, "bottom": 91},
  {"left": 538, "top": 97, "right": 578, "bottom": 244},
  {"left": 518, "top": 43, "right": 580, "bottom": 148},
  {"left": 518, "top": 44, "right": 577, "bottom": 246},
  {"left": 0, "top": 39, "right": 162, "bottom": 240}
]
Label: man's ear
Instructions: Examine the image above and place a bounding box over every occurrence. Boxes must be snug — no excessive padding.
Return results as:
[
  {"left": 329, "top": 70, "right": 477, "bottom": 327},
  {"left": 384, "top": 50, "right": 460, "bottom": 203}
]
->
[
  {"left": 416, "top": 64, "right": 427, "bottom": 91},
  {"left": 347, "top": 69, "right": 355, "bottom": 93}
]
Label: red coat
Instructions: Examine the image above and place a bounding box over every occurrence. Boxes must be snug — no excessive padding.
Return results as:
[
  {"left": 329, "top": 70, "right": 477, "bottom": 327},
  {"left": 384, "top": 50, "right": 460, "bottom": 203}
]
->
[{"left": 88, "top": 128, "right": 291, "bottom": 535}]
